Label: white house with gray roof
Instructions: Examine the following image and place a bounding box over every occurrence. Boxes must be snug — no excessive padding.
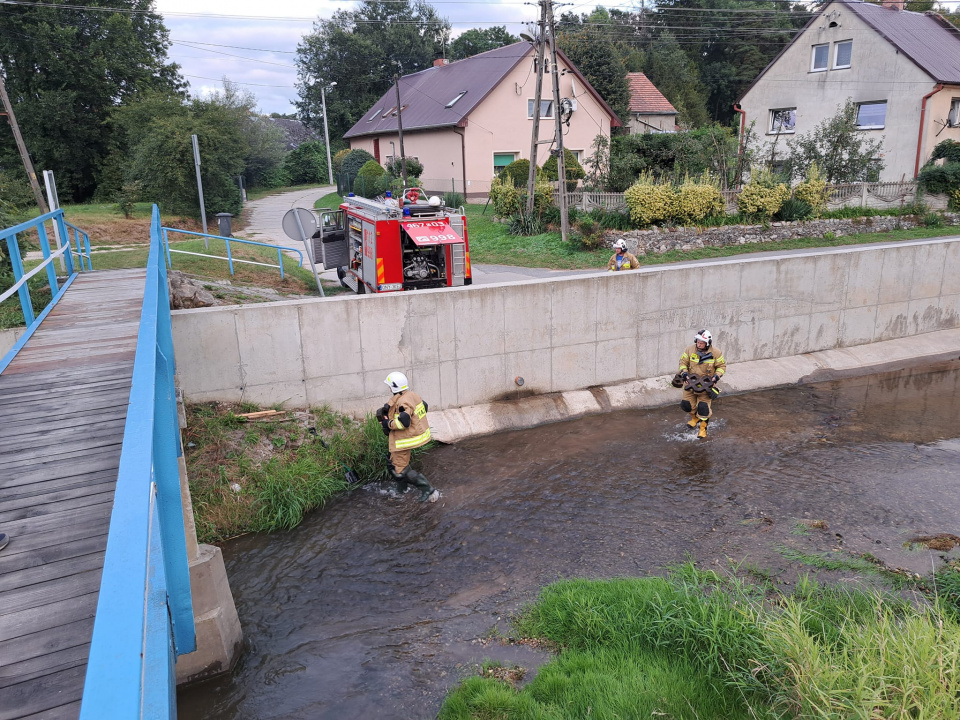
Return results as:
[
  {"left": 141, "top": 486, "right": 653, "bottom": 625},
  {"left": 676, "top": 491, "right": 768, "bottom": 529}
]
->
[{"left": 738, "top": 0, "right": 960, "bottom": 181}]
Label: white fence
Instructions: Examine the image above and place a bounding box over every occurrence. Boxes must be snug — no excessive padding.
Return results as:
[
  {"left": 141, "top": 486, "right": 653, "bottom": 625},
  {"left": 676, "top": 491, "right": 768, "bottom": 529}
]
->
[{"left": 556, "top": 181, "right": 950, "bottom": 213}]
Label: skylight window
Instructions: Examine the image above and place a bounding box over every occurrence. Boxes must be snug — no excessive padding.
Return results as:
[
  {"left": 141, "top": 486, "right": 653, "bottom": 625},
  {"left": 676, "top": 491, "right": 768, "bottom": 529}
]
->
[{"left": 446, "top": 91, "right": 467, "bottom": 108}]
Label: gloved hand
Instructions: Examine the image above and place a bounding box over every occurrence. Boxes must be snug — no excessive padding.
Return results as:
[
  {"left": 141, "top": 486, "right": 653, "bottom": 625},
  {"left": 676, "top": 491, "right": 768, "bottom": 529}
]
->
[
  {"left": 380, "top": 416, "right": 391, "bottom": 433},
  {"left": 712, "top": 375, "right": 720, "bottom": 383},
  {"left": 681, "top": 371, "right": 689, "bottom": 379},
  {"left": 710, "top": 385, "right": 722, "bottom": 398}
]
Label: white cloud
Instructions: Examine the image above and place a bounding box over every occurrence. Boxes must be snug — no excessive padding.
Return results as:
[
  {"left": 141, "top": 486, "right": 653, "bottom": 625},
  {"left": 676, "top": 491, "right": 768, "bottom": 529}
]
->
[{"left": 157, "top": 1, "right": 535, "bottom": 115}]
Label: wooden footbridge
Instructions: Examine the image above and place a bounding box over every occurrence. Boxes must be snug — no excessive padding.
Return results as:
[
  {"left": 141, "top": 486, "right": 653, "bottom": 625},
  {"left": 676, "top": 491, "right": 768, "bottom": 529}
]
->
[{"left": 0, "top": 208, "right": 195, "bottom": 719}]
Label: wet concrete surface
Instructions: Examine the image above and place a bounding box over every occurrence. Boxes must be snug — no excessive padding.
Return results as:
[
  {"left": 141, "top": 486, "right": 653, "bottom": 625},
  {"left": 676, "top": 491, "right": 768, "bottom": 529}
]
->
[{"left": 178, "top": 362, "right": 960, "bottom": 720}]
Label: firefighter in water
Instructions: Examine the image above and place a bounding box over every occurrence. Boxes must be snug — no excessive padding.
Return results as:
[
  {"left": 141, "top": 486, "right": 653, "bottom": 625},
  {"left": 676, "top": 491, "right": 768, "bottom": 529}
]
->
[
  {"left": 377, "top": 372, "right": 440, "bottom": 503},
  {"left": 677, "top": 329, "right": 726, "bottom": 439},
  {"left": 608, "top": 239, "right": 640, "bottom": 272}
]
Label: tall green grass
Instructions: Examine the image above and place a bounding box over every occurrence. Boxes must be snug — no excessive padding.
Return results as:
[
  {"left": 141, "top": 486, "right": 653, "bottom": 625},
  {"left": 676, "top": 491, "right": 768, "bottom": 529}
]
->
[{"left": 441, "top": 564, "right": 960, "bottom": 719}]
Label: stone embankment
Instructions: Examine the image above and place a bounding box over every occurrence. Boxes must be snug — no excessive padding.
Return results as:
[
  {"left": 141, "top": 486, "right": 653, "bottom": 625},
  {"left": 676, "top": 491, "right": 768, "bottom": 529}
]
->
[{"left": 609, "top": 213, "right": 960, "bottom": 256}]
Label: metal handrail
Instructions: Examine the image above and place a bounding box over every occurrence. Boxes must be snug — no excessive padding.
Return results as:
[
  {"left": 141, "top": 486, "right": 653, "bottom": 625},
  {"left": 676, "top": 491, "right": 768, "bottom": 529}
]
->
[
  {"left": 161, "top": 227, "right": 303, "bottom": 279},
  {"left": 79, "top": 205, "right": 196, "bottom": 719},
  {"left": 0, "top": 209, "right": 91, "bottom": 373}
]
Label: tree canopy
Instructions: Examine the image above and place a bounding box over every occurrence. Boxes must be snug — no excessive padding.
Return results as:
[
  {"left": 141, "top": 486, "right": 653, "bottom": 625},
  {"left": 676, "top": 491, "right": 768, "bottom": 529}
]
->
[
  {"left": 294, "top": 0, "right": 450, "bottom": 141},
  {"left": 0, "top": 0, "right": 184, "bottom": 201},
  {"left": 449, "top": 27, "right": 518, "bottom": 60}
]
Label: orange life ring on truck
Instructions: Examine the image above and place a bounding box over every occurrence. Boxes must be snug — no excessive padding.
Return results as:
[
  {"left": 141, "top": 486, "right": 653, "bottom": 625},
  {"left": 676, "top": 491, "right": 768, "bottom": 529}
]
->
[{"left": 404, "top": 188, "right": 420, "bottom": 204}]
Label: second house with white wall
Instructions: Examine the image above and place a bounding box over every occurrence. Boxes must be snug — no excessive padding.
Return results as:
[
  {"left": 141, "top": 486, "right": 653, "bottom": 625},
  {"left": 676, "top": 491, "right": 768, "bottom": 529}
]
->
[{"left": 738, "top": 0, "right": 960, "bottom": 181}]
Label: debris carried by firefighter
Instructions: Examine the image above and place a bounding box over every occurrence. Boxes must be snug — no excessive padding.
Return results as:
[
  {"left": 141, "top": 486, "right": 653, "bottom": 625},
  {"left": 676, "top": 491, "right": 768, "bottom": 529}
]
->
[
  {"left": 378, "top": 371, "right": 440, "bottom": 503},
  {"left": 311, "top": 191, "right": 472, "bottom": 294},
  {"left": 236, "top": 410, "right": 286, "bottom": 421},
  {"left": 607, "top": 238, "right": 640, "bottom": 272},
  {"left": 674, "top": 329, "right": 726, "bottom": 439}
]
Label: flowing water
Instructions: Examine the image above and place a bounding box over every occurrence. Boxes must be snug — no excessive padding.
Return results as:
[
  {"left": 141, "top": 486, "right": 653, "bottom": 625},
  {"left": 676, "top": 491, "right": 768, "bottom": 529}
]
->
[{"left": 178, "top": 362, "right": 960, "bottom": 720}]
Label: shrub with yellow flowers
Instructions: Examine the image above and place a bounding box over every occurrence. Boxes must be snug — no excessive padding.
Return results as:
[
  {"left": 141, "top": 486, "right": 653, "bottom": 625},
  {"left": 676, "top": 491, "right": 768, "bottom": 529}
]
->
[
  {"left": 737, "top": 167, "right": 790, "bottom": 220},
  {"left": 673, "top": 174, "right": 725, "bottom": 226},
  {"left": 793, "top": 163, "right": 829, "bottom": 215},
  {"left": 624, "top": 173, "right": 677, "bottom": 227}
]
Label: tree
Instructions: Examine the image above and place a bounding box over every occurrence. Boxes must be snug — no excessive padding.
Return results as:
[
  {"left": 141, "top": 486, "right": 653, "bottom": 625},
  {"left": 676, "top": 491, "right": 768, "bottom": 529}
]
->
[
  {"left": 643, "top": 33, "right": 710, "bottom": 128},
  {"left": 784, "top": 100, "right": 885, "bottom": 183},
  {"left": 283, "top": 140, "right": 329, "bottom": 184},
  {"left": 0, "top": 0, "right": 184, "bottom": 201},
  {"left": 558, "top": 12, "right": 630, "bottom": 126},
  {"left": 449, "top": 27, "right": 518, "bottom": 60},
  {"left": 295, "top": 0, "right": 450, "bottom": 141}
]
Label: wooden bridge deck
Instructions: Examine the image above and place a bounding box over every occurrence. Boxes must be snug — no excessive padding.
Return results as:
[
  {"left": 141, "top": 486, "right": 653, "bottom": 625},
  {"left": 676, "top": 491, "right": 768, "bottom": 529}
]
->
[{"left": 0, "top": 269, "right": 146, "bottom": 720}]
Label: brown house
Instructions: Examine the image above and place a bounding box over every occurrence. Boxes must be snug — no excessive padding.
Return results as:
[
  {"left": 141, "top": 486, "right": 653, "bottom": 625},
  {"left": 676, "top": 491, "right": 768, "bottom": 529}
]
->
[
  {"left": 344, "top": 42, "right": 621, "bottom": 199},
  {"left": 625, "top": 73, "right": 678, "bottom": 134}
]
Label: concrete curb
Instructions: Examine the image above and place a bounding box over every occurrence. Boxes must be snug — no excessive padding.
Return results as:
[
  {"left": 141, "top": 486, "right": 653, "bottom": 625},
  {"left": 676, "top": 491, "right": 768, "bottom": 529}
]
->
[{"left": 430, "top": 328, "right": 960, "bottom": 443}]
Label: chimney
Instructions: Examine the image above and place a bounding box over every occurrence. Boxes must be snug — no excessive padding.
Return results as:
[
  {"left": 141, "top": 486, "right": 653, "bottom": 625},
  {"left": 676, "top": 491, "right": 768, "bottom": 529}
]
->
[
  {"left": 433, "top": 58, "right": 449, "bottom": 68},
  {"left": 881, "top": 0, "right": 904, "bottom": 10}
]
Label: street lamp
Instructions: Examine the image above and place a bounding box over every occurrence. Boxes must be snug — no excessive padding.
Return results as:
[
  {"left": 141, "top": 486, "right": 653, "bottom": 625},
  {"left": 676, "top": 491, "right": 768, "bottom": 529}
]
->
[{"left": 320, "top": 81, "right": 336, "bottom": 186}]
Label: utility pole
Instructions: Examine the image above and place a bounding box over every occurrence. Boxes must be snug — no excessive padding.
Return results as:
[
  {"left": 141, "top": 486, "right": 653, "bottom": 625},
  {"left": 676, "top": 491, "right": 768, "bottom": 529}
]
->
[
  {"left": 0, "top": 71, "right": 49, "bottom": 214},
  {"left": 394, "top": 74, "right": 408, "bottom": 188},
  {"left": 525, "top": 3, "right": 547, "bottom": 215},
  {"left": 546, "top": 0, "right": 569, "bottom": 243}
]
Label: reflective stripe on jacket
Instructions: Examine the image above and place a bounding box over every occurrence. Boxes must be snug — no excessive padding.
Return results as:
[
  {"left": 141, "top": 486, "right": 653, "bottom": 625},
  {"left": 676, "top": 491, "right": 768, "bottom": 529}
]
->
[
  {"left": 678, "top": 344, "right": 726, "bottom": 379},
  {"left": 387, "top": 389, "right": 431, "bottom": 452},
  {"left": 608, "top": 252, "right": 640, "bottom": 271}
]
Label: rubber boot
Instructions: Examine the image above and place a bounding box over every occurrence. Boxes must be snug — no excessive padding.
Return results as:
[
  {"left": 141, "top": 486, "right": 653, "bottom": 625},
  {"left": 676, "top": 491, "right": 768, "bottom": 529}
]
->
[
  {"left": 403, "top": 468, "right": 440, "bottom": 503},
  {"left": 697, "top": 419, "right": 708, "bottom": 439},
  {"left": 686, "top": 412, "right": 699, "bottom": 429}
]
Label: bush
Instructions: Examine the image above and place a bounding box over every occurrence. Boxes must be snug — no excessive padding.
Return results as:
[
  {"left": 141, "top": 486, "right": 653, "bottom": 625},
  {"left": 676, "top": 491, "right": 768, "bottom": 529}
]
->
[
  {"left": 542, "top": 148, "right": 585, "bottom": 191},
  {"left": 489, "top": 175, "right": 523, "bottom": 218},
  {"left": 340, "top": 149, "right": 377, "bottom": 182},
  {"left": 624, "top": 174, "right": 677, "bottom": 227},
  {"left": 921, "top": 211, "right": 944, "bottom": 228},
  {"left": 931, "top": 139, "right": 960, "bottom": 165},
  {"left": 569, "top": 214, "right": 605, "bottom": 250},
  {"left": 0, "top": 168, "right": 36, "bottom": 228},
  {"left": 774, "top": 197, "right": 813, "bottom": 222},
  {"left": 354, "top": 160, "right": 387, "bottom": 198},
  {"left": 114, "top": 180, "right": 142, "bottom": 219},
  {"left": 283, "top": 140, "right": 329, "bottom": 185},
  {"left": 589, "top": 208, "right": 634, "bottom": 231},
  {"left": 508, "top": 211, "right": 544, "bottom": 236},
  {"left": 737, "top": 168, "right": 789, "bottom": 220},
  {"left": 918, "top": 162, "right": 960, "bottom": 195},
  {"left": 499, "top": 158, "right": 548, "bottom": 188},
  {"left": 332, "top": 148, "right": 351, "bottom": 176},
  {"left": 793, "top": 162, "right": 828, "bottom": 215},
  {"left": 443, "top": 191, "right": 464, "bottom": 208},
  {"left": 385, "top": 156, "right": 424, "bottom": 179},
  {"left": 258, "top": 165, "right": 291, "bottom": 189},
  {"left": 673, "top": 175, "right": 725, "bottom": 225}
]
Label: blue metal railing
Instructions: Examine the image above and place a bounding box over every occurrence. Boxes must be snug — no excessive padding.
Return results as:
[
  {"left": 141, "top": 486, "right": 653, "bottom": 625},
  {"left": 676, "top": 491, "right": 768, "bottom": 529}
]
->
[
  {"left": 0, "top": 209, "right": 93, "bottom": 374},
  {"left": 80, "top": 205, "right": 196, "bottom": 719},
  {"left": 161, "top": 227, "right": 303, "bottom": 279}
]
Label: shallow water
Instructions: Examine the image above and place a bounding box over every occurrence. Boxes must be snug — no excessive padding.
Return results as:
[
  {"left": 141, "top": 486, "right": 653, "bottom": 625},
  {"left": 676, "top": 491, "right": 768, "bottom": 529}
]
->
[{"left": 178, "top": 362, "right": 960, "bottom": 720}]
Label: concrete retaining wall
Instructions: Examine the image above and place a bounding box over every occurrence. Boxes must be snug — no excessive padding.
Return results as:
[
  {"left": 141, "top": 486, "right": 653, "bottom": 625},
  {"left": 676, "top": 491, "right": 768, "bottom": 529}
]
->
[
  {"left": 171, "top": 237, "right": 960, "bottom": 417},
  {"left": 0, "top": 328, "right": 26, "bottom": 359}
]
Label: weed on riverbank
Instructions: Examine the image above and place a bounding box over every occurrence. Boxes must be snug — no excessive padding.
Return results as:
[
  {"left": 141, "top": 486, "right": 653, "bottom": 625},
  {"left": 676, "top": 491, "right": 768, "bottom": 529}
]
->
[
  {"left": 183, "top": 403, "right": 428, "bottom": 543},
  {"left": 440, "top": 563, "right": 960, "bottom": 719}
]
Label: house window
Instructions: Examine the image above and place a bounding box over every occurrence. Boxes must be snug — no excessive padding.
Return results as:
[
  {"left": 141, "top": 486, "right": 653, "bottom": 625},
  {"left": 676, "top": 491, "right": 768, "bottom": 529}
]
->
[
  {"left": 367, "top": 108, "right": 380, "bottom": 121},
  {"left": 856, "top": 101, "right": 887, "bottom": 129},
  {"left": 862, "top": 159, "right": 882, "bottom": 182},
  {"left": 569, "top": 150, "right": 583, "bottom": 163},
  {"left": 834, "top": 40, "right": 852, "bottom": 69},
  {"left": 949, "top": 98, "right": 960, "bottom": 127},
  {"left": 446, "top": 91, "right": 467, "bottom": 108},
  {"left": 527, "top": 99, "right": 554, "bottom": 119},
  {"left": 494, "top": 153, "right": 516, "bottom": 173},
  {"left": 811, "top": 44, "right": 829, "bottom": 72},
  {"left": 769, "top": 108, "right": 796, "bottom": 134}
]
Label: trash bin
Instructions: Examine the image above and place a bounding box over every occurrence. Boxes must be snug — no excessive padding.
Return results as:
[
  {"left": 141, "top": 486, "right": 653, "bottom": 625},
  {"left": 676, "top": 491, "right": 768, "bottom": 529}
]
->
[{"left": 216, "top": 213, "right": 233, "bottom": 237}]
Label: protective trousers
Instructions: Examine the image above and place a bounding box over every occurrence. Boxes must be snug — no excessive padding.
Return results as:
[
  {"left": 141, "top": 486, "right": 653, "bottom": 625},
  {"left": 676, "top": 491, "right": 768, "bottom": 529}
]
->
[
  {"left": 682, "top": 389, "right": 712, "bottom": 420},
  {"left": 388, "top": 450, "right": 436, "bottom": 501}
]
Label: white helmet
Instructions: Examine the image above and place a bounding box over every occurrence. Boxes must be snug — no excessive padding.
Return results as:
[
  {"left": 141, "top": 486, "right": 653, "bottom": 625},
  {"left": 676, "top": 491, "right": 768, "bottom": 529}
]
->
[
  {"left": 695, "top": 329, "right": 712, "bottom": 348},
  {"left": 613, "top": 239, "right": 627, "bottom": 251},
  {"left": 428, "top": 195, "right": 442, "bottom": 207},
  {"left": 384, "top": 371, "right": 409, "bottom": 394}
]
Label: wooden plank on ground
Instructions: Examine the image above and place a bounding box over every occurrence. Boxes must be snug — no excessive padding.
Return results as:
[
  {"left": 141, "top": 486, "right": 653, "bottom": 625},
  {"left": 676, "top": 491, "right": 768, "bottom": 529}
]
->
[
  {"left": 0, "top": 490, "right": 115, "bottom": 525},
  {"left": 2, "top": 567, "right": 103, "bottom": 617},
  {"left": 0, "top": 533, "right": 108, "bottom": 575},
  {"left": 0, "top": 591, "right": 100, "bottom": 642},
  {"left": 0, "top": 619, "right": 93, "bottom": 670},
  {"left": 0, "top": 552, "right": 106, "bottom": 593},
  {"left": 0, "top": 663, "right": 87, "bottom": 720}
]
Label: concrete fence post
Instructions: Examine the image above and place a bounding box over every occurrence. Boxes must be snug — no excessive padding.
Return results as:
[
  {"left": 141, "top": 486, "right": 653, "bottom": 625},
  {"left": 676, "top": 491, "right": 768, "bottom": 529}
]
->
[{"left": 861, "top": 183, "right": 868, "bottom": 208}]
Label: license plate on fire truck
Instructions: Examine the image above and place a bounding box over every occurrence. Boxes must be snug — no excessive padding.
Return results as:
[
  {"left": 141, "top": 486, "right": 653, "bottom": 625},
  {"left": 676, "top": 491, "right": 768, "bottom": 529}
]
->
[{"left": 403, "top": 221, "right": 463, "bottom": 246}]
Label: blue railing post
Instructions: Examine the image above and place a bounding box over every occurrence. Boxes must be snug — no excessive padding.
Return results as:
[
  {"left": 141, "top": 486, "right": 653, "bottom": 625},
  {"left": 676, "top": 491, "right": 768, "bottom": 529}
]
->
[
  {"left": 277, "top": 248, "right": 285, "bottom": 279},
  {"left": 36, "top": 222, "right": 59, "bottom": 295},
  {"left": 225, "top": 236, "right": 235, "bottom": 275},
  {"left": 5, "top": 233, "right": 34, "bottom": 326}
]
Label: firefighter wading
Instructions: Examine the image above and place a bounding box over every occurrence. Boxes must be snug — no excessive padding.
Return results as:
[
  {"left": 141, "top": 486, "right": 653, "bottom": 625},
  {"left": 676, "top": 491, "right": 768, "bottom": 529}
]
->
[
  {"left": 380, "top": 372, "right": 439, "bottom": 503},
  {"left": 678, "top": 329, "right": 726, "bottom": 439}
]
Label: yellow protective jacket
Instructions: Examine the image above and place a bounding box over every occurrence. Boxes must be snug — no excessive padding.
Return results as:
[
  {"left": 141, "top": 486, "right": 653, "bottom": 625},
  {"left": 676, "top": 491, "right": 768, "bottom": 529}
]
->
[
  {"left": 386, "top": 389, "right": 431, "bottom": 452},
  {"left": 679, "top": 344, "right": 726, "bottom": 380},
  {"left": 608, "top": 252, "right": 640, "bottom": 271}
]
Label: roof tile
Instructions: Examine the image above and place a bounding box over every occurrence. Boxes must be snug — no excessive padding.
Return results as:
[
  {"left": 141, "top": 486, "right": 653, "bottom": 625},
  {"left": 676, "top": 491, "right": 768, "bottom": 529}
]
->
[{"left": 626, "top": 73, "right": 677, "bottom": 115}]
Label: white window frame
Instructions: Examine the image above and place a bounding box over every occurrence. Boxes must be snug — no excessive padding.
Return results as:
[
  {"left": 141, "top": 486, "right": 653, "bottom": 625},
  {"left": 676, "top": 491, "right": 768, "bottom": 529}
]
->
[
  {"left": 527, "top": 99, "right": 554, "bottom": 119},
  {"left": 856, "top": 101, "right": 887, "bottom": 130},
  {"left": 811, "top": 44, "right": 829, "bottom": 72},
  {"left": 768, "top": 108, "right": 797, "bottom": 134},
  {"left": 833, "top": 40, "right": 853, "bottom": 69},
  {"left": 950, "top": 98, "right": 960, "bottom": 128}
]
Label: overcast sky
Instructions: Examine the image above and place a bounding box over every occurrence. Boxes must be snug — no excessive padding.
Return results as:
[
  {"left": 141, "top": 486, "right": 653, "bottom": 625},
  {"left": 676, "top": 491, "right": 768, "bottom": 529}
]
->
[{"left": 155, "top": 0, "right": 544, "bottom": 115}]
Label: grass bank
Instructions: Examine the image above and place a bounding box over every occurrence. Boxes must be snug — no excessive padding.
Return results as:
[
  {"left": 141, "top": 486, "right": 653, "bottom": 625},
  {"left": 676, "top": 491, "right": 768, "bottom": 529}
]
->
[
  {"left": 440, "top": 563, "right": 960, "bottom": 719},
  {"left": 183, "top": 402, "right": 430, "bottom": 543},
  {"left": 462, "top": 204, "right": 960, "bottom": 270},
  {"left": 314, "top": 191, "right": 343, "bottom": 210}
]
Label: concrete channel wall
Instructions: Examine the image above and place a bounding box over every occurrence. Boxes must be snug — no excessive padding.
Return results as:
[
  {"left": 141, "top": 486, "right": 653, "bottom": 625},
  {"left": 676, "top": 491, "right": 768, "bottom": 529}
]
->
[{"left": 170, "top": 238, "right": 960, "bottom": 421}]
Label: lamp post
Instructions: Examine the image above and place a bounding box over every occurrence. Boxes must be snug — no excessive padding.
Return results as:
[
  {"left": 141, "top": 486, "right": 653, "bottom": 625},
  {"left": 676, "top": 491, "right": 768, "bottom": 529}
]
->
[{"left": 319, "top": 81, "right": 336, "bottom": 186}]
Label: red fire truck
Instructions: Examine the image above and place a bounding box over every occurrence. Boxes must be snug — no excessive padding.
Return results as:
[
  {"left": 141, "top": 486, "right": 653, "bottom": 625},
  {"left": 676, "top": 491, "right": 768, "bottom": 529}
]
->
[{"left": 312, "top": 189, "right": 472, "bottom": 294}]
